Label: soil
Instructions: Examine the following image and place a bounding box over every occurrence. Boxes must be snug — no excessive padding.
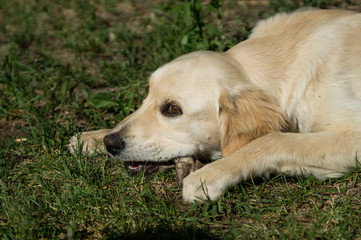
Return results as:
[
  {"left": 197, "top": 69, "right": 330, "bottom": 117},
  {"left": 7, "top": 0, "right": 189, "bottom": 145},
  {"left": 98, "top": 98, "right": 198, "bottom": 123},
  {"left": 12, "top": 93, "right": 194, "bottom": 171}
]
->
[{"left": 0, "top": 120, "right": 27, "bottom": 140}]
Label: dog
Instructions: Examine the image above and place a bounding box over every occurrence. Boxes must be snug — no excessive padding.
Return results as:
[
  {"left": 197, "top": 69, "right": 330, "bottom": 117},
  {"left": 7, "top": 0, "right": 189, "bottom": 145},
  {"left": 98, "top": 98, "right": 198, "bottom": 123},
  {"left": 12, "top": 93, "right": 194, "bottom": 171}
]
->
[{"left": 69, "top": 9, "right": 361, "bottom": 203}]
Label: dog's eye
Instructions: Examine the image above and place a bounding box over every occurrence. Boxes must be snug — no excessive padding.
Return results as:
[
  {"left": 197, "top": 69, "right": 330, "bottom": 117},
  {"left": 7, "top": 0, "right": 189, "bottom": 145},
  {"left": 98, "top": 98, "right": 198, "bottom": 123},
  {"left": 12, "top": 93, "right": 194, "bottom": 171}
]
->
[
  {"left": 168, "top": 104, "right": 181, "bottom": 115},
  {"left": 162, "top": 103, "right": 183, "bottom": 117}
]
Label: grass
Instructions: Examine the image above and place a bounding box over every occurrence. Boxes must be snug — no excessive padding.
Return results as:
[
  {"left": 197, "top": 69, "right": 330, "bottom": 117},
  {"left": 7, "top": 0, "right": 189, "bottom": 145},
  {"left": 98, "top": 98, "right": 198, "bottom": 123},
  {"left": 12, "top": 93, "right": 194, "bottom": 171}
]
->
[{"left": 1, "top": 0, "right": 361, "bottom": 239}]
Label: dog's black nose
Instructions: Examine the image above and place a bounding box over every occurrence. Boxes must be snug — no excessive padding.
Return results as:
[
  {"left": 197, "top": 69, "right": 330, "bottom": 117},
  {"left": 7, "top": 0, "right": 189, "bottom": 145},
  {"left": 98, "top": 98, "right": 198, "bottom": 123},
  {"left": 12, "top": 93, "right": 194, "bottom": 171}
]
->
[{"left": 103, "top": 133, "right": 125, "bottom": 156}]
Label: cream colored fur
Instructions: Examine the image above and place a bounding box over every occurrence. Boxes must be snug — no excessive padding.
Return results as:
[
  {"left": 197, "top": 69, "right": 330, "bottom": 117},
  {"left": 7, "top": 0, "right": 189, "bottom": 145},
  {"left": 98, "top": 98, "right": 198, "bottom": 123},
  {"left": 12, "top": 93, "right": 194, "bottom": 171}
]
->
[{"left": 69, "top": 9, "right": 361, "bottom": 203}]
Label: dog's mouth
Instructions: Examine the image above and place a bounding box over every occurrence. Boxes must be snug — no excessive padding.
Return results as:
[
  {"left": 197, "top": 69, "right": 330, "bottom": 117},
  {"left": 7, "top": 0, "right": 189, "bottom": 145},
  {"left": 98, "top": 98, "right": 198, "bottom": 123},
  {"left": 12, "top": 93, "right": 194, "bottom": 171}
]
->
[
  {"left": 124, "top": 157, "right": 206, "bottom": 187},
  {"left": 125, "top": 160, "right": 175, "bottom": 176}
]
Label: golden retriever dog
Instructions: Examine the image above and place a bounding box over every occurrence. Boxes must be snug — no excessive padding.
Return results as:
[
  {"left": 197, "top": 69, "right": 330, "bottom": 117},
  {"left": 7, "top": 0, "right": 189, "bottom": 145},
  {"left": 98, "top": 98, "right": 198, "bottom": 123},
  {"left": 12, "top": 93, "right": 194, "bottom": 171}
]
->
[{"left": 69, "top": 9, "right": 361, "bottom": 203}]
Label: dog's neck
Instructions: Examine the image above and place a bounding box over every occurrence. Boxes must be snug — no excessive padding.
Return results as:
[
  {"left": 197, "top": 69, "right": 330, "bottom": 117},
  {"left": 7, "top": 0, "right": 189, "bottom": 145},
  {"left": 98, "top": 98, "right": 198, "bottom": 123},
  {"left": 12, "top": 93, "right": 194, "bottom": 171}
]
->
[
  {"left": 227, "top": 39, "right": 288, "bottom": 101},
  {"left": 227, "top": 39, "right": 302, "bottom": 133}
]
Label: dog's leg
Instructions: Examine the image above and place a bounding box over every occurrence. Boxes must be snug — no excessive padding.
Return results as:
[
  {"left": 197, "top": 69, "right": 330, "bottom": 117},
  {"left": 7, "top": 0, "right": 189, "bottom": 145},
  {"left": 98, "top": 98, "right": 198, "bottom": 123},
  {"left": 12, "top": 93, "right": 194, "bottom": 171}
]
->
[
  {"left": 183, "top": 131, "right": 361, "bottom": 202},
  {"left": 68, "top": 129, "right": 111, "bottom": 155}
]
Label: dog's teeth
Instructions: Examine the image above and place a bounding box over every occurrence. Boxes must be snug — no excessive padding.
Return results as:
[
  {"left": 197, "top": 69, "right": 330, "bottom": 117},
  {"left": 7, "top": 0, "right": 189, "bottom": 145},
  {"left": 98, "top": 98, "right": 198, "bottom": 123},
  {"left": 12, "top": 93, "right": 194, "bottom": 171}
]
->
[{"left": 128, "top": 164, "right": 142, "bottom": 170}]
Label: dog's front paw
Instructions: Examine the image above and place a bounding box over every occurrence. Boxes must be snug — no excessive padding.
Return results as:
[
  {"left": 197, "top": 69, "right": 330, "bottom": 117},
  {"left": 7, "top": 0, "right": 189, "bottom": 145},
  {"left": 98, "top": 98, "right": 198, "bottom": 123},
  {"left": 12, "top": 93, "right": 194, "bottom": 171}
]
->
[
  {"left": 68, "top": 134, "right": 80, "bottom": 154},
  {"left": 182, "top": 164, "right": 226, "bottom": 203},
  {"left": 68, "top": 130, "right": 110, "bottom": 155}
]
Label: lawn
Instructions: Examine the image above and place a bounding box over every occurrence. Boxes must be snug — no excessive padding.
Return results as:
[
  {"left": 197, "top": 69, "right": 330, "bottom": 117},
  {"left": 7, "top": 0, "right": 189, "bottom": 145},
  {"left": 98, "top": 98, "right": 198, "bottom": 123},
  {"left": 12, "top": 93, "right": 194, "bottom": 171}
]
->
[{"left": 1, "top": 0, "right": 361, "bottom": 239}]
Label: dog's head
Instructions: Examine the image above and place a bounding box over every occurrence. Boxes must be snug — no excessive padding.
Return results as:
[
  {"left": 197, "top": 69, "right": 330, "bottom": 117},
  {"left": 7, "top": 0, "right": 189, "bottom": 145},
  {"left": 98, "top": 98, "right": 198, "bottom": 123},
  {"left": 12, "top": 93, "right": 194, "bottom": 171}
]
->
[{"left": 104, "top": 51, "right": 287, "bottom": 165}]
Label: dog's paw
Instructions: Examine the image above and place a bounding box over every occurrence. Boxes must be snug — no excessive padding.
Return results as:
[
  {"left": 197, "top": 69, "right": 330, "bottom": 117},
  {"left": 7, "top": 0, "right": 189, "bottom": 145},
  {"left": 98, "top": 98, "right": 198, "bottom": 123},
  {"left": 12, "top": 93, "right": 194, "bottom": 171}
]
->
[
  {"left": 68, "top": 134, "right": 79, "bottom": 154},
  {"left": 68, "top": 130, "right": 109, "bottom": 155},
  {"left": 182, "top": 164, "right": 227, "bottom": 203}
]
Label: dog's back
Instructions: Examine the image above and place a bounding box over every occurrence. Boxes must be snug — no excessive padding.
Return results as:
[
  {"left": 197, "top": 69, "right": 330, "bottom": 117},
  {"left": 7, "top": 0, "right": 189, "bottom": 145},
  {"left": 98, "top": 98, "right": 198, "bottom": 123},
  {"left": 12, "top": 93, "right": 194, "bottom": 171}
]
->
[
  {"left": 250, "top": 9, "right": 357, "bottom": 39},
  {"left": 227, "top": 9, "right": 361, "bottom": 132}
]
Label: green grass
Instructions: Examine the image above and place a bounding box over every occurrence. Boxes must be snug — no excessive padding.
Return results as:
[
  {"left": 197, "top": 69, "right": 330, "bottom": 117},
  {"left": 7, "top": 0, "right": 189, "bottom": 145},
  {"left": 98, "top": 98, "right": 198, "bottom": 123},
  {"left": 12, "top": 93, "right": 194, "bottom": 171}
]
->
[{"left": 1, "top": 0, "right": 361, "bottom": 239}]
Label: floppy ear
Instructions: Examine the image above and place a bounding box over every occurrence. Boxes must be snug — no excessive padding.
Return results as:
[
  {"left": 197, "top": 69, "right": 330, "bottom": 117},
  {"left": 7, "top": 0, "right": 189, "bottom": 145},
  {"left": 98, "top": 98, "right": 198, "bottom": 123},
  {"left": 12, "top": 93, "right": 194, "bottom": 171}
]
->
[{"left": 219, "top": 88, "right": 288, "bottom": 157}]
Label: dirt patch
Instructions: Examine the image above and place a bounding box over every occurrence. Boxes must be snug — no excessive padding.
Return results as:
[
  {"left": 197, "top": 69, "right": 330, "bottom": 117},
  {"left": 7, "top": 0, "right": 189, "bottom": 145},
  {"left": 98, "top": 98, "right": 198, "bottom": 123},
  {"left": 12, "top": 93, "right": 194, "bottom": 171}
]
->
[{"left": 0, "top": 120, "right": 28, "bottom": 140}]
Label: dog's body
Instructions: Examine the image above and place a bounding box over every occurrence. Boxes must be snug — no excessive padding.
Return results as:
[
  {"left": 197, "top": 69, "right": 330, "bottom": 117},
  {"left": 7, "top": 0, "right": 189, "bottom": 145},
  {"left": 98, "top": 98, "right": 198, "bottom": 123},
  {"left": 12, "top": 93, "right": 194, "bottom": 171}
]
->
[{"left": 69, "top": 9, "right": 361, "bottom": 202}]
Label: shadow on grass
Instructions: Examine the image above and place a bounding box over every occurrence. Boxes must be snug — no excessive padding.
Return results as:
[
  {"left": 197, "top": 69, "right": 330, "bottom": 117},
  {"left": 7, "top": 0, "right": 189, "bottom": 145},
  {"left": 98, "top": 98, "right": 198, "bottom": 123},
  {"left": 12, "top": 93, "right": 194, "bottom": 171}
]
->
[{"left": 104, "top": 225, "right": 219, "bottom": 240}]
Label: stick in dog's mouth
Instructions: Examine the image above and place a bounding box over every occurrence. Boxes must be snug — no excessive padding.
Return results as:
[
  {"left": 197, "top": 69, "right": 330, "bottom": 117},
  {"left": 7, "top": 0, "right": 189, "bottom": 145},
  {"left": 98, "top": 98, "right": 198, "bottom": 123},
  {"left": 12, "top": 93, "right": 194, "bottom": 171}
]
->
[{"left": 125, "top": 157, "right": 205, "bottom": 187}]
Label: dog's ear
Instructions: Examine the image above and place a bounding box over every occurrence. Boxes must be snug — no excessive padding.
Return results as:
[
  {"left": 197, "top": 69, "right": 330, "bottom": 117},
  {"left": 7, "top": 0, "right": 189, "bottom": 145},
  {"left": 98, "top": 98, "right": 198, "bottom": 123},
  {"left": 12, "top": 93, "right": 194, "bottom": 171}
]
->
[{"left": 219, "top": 88, "right": 288, "bottom": 157}]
